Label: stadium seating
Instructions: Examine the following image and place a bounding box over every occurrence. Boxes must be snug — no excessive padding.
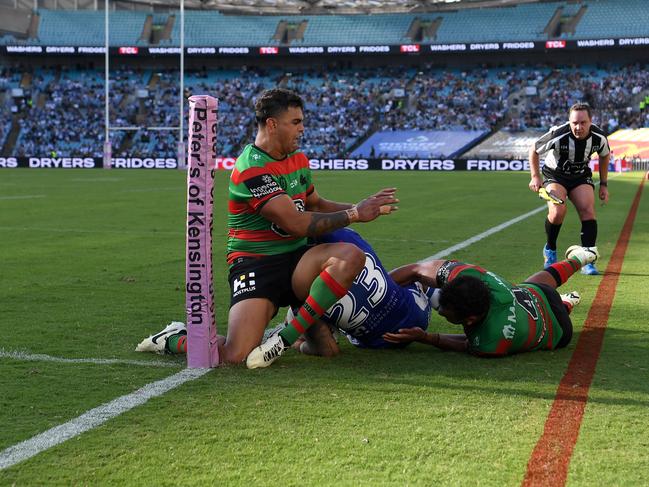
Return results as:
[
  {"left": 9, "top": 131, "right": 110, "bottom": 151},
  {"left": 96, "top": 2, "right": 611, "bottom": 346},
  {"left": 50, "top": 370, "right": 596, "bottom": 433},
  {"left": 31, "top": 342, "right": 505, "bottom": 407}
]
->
[
  {"left": 28, "top": 2, "right": 649, "bottom": 48},
  {"left": 4, "top": 61, "right": 648, "bottom": 159}
]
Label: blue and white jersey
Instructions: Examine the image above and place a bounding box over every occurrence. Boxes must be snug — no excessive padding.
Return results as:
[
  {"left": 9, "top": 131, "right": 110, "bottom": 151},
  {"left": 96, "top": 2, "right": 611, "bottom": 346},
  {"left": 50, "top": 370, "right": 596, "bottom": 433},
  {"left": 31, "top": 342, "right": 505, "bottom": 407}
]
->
[{"left": 315, "top": 229, "right": 434, "bottom": 348}]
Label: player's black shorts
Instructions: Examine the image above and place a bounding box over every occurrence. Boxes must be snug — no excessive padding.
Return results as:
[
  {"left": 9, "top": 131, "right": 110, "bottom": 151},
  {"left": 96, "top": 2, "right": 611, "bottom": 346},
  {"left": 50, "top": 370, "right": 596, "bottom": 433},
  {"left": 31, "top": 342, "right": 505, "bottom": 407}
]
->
[
  {"left": 542, "top": 166, "right": 594, "bottom": 193},
  {"left": 228, "top": 246, "right": 310, "bottom": 309},
  {"left": 523, "top": 282, "right": 573, "bottom": 349}
]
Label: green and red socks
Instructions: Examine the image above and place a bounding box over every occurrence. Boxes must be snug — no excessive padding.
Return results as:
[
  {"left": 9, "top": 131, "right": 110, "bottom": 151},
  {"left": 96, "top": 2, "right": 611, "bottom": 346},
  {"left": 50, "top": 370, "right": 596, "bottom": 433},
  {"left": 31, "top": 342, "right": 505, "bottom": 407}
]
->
[
  {"left": 546, "top": 257, "right": 582, "bottom": 287},
  {"left": 279, "top": 269, "right": 348, "bottom": 345},
  {"left": 166, "top": 333, "right": 187, "bottom": 354}
]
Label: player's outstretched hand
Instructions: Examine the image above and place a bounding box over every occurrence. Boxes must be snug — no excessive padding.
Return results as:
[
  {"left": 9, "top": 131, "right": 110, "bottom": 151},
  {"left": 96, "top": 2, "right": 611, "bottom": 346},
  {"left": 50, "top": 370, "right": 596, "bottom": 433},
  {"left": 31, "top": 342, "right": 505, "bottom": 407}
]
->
[
  {"left": 355, "top": 188, "right": 399, "bottom": 222},
  {"left": 529, "top": 175, "right": 543, "bottom": 192},
  {"left": 383, "top": 327, "right": 426, "bottom": 344}
]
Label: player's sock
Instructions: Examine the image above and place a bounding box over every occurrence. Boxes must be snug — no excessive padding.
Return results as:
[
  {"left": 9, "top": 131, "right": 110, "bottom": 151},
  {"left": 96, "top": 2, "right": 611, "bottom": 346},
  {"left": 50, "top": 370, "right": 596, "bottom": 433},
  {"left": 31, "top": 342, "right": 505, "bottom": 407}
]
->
[
  {"left": 545, "top": 219, "right": 562, "bottom": 250},
  {"left": 279, "top": 269, "right": 348, "bottom": 345},
  {"left": 580, "top": 219, "right": 597, "bottom": 247},
  {"left": 545, "top": 257, "right": 582, "bottom": 287},
  {"left": 166, "top": 333, "right": 187, "bottom": 354}
]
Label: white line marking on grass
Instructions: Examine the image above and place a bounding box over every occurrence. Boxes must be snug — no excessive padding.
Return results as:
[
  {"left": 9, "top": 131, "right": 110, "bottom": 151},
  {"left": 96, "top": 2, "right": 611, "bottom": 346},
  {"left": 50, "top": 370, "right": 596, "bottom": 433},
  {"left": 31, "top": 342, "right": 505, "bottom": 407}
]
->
[
  {"left": 0, "top": 349, "right": 183, "bottom": 368},
  {"left": 422, "top": 176, "right": 617, "bottom": 262},
  {"left": 0, "top": 368, "right": 210, "bottom": 471},
  {"left": 0, "top": 226, "right": 181, "bottom": 236},
  {"left": 0, "top": 195, "right": 46, "bottom": 201},
  {"left": 422, "top": 206, "right": 546, "bottom": 261},
  {"left": 119, "top": 187, "right": 180, "bottom": 193}
]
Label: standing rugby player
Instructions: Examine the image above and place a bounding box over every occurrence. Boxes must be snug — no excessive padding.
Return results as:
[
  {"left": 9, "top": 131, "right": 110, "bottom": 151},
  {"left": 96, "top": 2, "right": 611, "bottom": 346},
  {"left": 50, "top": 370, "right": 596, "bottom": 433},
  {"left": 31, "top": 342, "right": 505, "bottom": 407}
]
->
[
  {"left": 137, "top": 88, "right": 398, "bottom": 367},
  {"left": 528, "top": 103, "right": 610, "bottom": 275}
]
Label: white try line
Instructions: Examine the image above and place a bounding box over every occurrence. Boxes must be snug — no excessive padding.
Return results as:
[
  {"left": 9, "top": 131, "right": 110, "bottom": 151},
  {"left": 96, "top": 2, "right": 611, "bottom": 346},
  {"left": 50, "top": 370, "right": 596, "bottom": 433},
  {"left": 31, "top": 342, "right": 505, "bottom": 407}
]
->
[
  {"left": 0, "top": 195, "right": 46, "bottom": 201},
  {"left": 0, "top": 368, "right": 210, "bottom": 470},
  {"left": 0, "top": 226, "right": 184, "bottom": 237},
  {"left": 0, "top": 349, "right": 183, "bottom": 368}
]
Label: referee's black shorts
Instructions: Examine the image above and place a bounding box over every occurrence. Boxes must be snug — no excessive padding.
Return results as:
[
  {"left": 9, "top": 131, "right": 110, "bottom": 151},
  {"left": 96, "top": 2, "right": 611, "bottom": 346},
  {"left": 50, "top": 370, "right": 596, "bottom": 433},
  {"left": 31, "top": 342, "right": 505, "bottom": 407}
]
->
[{"left": 542, "top": 166, "right": 594, "bottom": 193}]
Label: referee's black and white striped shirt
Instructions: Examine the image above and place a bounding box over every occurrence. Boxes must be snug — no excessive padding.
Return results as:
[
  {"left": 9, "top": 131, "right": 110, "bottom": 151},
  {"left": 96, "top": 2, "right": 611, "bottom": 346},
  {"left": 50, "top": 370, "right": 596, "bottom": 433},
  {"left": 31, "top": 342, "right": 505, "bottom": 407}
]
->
[{"left": 534, "top": 122, "right": 610, "bottom": 175}]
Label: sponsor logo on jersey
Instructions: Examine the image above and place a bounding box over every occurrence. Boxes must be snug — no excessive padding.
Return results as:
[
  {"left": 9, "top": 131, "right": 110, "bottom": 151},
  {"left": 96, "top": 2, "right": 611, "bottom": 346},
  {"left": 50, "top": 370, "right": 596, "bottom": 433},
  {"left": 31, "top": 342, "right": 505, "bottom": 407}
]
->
[
  {"left": 232, "top": 272, "right": 256, "bottom": 297},
  {"left": 245, "top": 174, "right": 283, "bottom": 199},
  {"left": 503, "top": 324, "right": 516, "bottom": 339}
]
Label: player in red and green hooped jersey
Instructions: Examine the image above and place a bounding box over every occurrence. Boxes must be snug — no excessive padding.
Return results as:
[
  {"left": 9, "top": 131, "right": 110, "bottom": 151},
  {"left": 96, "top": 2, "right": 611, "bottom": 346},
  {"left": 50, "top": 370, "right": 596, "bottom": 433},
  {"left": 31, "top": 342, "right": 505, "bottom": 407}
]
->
[
  {"left": 222, "top": 88, "right": 398, "bottom": 368},
  {"left": 382, "top": 245, "right": 599, "bottom": 357}
]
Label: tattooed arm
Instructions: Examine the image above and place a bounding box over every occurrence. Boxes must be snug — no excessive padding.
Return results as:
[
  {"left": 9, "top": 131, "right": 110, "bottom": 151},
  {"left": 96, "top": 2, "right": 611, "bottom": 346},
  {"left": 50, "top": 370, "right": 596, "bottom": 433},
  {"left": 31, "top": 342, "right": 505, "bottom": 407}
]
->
[{"left": 260, "top": 188, "right": 399, "bottom": 238}]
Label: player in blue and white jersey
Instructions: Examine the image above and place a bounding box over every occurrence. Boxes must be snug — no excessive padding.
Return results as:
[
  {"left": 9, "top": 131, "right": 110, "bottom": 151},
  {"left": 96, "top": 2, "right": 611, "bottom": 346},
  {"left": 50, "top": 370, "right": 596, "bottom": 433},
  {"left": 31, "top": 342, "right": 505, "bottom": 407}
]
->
[{"left": 303, "top": 228, "right": 438, "bottom": 350}]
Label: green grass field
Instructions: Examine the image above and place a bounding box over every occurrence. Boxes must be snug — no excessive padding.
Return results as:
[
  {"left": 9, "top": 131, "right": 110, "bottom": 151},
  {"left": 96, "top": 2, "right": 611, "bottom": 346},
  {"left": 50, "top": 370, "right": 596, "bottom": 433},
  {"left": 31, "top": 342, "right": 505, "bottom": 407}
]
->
[{"left": 1, "top": 168, "right": 647, "bottom": 486}]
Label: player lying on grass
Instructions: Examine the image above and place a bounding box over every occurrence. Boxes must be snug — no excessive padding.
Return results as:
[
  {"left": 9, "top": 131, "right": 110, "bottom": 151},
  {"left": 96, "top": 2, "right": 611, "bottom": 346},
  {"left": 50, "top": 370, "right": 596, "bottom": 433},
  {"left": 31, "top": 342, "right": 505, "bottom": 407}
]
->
[
  {"left": 382, "top": 246, "right": 598, "bottom": 357},
  {"left": 136, "top": 228, "right": 439, "bottom": 360}
]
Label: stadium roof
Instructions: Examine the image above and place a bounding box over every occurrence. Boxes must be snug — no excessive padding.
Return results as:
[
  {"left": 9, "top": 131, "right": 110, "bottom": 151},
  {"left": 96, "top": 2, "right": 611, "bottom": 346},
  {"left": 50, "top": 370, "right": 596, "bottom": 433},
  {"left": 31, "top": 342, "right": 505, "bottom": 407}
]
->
[{"left": 113, "top": 0, "right": 548, "bottom": 15}]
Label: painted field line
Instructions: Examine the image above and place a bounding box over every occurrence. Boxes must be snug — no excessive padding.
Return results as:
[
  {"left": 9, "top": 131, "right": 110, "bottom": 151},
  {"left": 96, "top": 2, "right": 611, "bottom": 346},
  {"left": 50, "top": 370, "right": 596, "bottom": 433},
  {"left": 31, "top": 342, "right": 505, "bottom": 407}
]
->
[
  {"left": 424, "top": 176, "right": 617, "bottom": 261},
  {"left": 523, "top": 174, "right": 646, "bottom": 487},
  {"left": 0, "top": 195, "right": 46, "bottom": 201},
  {"left": 423, "top": 205, "right": 546, "bottom": 261},
  {"left": 0, "top": 226, "right": 182, "bottom": 236},
  {"left": 0, "top": 368, "right": 210, "bottom": 471},
  {"left": 0, "top": 349, "right": 183, "bottom": 368}
]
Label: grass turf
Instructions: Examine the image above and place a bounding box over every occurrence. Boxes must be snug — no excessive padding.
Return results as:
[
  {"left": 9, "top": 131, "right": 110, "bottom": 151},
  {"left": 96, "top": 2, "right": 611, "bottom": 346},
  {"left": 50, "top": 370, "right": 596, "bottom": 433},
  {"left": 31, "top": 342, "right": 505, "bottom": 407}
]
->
[{"left": 0, "top": 168, "right": 647, "bottom": 485}]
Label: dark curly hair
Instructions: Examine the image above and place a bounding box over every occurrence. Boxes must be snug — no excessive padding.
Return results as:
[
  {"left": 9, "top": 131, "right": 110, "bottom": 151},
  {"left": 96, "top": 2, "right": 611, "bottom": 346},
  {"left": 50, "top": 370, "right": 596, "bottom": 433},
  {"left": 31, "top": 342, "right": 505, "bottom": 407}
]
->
[
  {"left": 254, "top": 88, "right": 304, "bottom": 125},
  {"left": 439, "top": 275, "right": 491, "bottom": 323}
]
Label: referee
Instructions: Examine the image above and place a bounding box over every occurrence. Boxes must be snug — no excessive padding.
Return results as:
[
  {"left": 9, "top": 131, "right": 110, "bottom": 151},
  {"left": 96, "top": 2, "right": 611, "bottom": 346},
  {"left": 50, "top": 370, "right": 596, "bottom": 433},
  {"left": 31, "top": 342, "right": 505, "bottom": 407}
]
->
[{"left": 528, "top": 102, "right": 610, "bottom": 275}]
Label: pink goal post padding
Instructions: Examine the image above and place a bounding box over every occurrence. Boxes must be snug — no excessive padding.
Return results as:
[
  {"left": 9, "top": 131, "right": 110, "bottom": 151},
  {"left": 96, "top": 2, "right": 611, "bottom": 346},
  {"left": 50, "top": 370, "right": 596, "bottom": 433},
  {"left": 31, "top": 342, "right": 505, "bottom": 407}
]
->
[{"left": 185, "top": 95, "right": 219, "bottom": 368}]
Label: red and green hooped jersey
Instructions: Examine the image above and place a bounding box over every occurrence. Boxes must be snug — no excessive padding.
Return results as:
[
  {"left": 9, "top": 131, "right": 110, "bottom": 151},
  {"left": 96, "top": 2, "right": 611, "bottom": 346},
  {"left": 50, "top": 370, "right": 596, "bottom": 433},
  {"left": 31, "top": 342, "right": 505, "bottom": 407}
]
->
[
  {"left": 446, "top": 264, "right": 563, "bottom": 356},
  {"left": 227, "top": 144, "right": 314, "bottom": 264}
]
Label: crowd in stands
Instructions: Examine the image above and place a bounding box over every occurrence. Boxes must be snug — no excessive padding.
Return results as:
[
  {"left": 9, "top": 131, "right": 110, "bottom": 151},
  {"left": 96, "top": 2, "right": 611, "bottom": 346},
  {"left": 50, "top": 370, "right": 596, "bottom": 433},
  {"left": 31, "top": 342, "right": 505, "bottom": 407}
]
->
[
  {"left": 1, "top": 63, "right": 647, "bottom": 159},
  {"left": 509, "top": 64, "right": 649, "bottom": 133}
]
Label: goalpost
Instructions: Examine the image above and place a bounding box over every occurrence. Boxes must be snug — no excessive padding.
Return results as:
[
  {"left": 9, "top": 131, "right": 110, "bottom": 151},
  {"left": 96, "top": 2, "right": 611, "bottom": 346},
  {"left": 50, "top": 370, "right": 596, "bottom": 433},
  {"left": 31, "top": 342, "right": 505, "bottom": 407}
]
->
[
  {"left": 104, "top": 2, "right": 219, "bottom": 367},
  {"left": 103, "top": 0, "right": 186, "bottom": 170}
]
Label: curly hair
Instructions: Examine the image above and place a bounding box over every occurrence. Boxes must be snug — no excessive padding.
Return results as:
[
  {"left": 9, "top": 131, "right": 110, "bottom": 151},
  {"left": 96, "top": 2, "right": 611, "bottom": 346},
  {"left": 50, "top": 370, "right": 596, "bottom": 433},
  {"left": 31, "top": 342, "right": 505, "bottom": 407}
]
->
[{"left": 439, "top": 275, "right": 491, "bottom": 323}]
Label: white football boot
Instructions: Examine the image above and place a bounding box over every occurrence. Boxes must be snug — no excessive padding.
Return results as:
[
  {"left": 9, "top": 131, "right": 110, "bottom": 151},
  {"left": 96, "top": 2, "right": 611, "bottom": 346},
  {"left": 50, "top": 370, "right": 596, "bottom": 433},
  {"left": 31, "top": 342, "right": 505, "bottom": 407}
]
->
[
  {"left": 246, "top": 328, "right": 288, "bottom": 369},
  {"left": 565, "top": 245, "right": 599, "bottom": 266},
  {"left": 560, "top": 291, "right": 581, "bottom": 308},
  {"left": 135, "top": 321, "right": 186, "bottom": 354}
]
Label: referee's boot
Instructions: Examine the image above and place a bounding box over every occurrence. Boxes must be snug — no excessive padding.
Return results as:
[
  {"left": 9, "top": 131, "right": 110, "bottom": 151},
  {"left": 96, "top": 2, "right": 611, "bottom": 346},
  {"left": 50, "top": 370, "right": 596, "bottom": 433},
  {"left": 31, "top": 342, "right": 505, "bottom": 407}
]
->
[{"left": 543, "top": 244, "right": 557, "bottom": 269}]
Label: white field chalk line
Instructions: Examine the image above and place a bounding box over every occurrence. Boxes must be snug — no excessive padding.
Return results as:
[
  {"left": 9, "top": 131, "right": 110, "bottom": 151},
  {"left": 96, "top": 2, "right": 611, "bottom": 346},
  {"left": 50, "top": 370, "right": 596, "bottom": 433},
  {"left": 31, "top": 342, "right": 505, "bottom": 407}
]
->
[
  {"left": 423, "top": 176, "right": 615, "bottom": 262},
  {"left": 0, "top": 179, "right": 617, "bottom": 470},
  {"left": 0, "top": 226, "right": 183, "bottom": 236},
  {"left": 0, "top": 195, "right": 46, "bottom": 200},
  {"left": 0, "top": 368, "right": 211, "bottom": 470},
  {"left": 0, "top": 349, "right": 183, "bottom": 368},
  {"left": 423, "top": 206, "right": 546, "bottom": 261}
]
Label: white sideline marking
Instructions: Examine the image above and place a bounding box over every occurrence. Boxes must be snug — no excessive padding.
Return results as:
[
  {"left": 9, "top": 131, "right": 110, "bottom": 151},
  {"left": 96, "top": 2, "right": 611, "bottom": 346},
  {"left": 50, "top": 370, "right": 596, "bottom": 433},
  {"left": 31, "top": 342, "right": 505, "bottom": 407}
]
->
[
  {"left": 0, "top": 368, "right": 210, "bottom": 470},
  {"left": 0, "top": 349, "right": 183, "bottom": 368},
  {"left": 422, "top": 206, "right": 546, "bottom": 261},
  {"left": 0, "top": 195, "right": 46, "bottom": 201}
]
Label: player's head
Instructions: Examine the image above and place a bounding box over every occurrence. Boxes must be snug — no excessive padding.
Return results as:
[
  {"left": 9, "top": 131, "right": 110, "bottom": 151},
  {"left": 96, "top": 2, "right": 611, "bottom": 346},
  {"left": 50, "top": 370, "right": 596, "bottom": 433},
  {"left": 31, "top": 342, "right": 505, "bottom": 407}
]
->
[
  {"left": 437, "top": 275, "right": 490, "bottom": 326},
  {"left": 569, "top": 102, "right": 592, "bottom": 140},
  {"left": 255, "top": 88, "right": 304, "bottom": 153}
]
